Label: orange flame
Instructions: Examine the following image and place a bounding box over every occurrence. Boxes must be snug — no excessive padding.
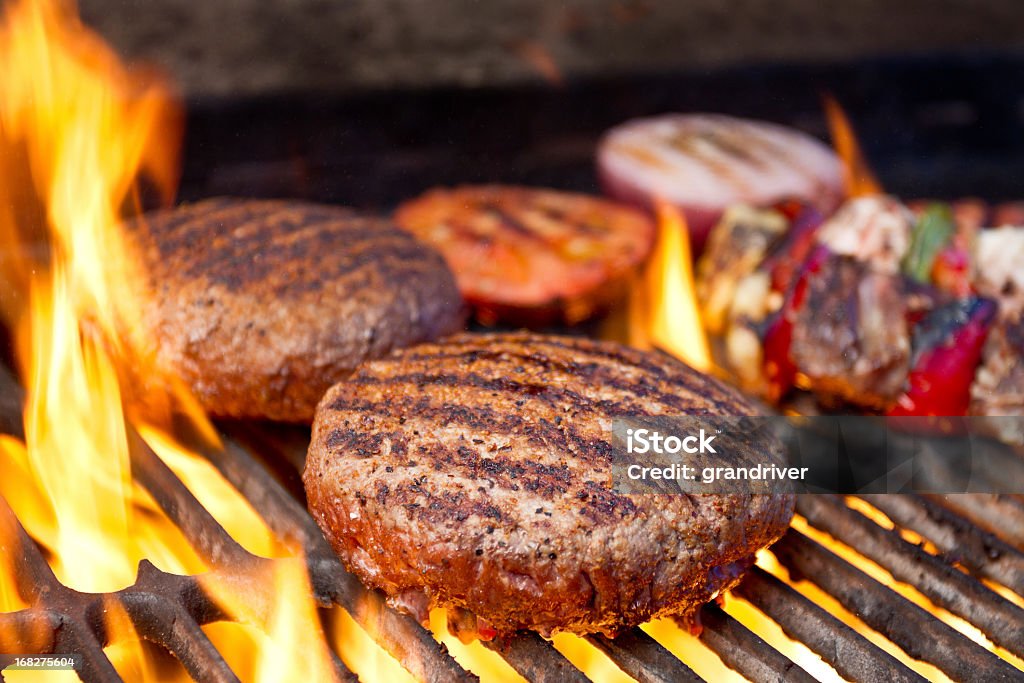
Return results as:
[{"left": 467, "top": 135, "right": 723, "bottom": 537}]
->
[
  {"left": 641, "top": 202, "right": 712, "bottom": 372},
  {"left": 507, "top": 39, "right": 564, "bottom": 86},
  {"left": 202, "top": 560, "right": 339, "bottom": 683},
  {"left": 0, "top": 0, "right": 195, "bottom": 592},
  {"left": 0, "top": 1, "right": 353, "bottom": 681},
  {"left": 824, "top": 95, "right": 882, "bottom": 198}
]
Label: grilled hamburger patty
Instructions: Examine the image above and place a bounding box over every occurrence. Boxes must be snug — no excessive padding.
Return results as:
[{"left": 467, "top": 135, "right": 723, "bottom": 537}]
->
[
  {"left": 134, "top": 198, "right": 465, "bottom": 422},
  {"left": 394, "top": 185, "right": 655, "bottom": 326},
  {"left": 304, "top": 332, "right": 794, "bottom": 637}
]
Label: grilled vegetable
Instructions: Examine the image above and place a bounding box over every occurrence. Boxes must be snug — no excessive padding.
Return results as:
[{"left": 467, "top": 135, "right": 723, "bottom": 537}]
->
[
  {"left": 903, "top": 203, "right": 956, "bottom": 284},
  {"left": 696, "top": 204, "right": 787, "bottom": 335},
  {"left": 597, "top": 113, "right": 843, "bottom": 248},
  {"left": 394, "top": 185, "right": 655, "bottom": 327},
  {"left": 762, "top": 203, "right": 826, "bottom": 293},
  {"left": 762, "top": 245, "right": 830, "bottom": 402},
  {"left": 931, "top": 241, "right": 973, "bottom": 298},
  {"left": 889, "top": 297, "right": 998, "bottom": 417}
]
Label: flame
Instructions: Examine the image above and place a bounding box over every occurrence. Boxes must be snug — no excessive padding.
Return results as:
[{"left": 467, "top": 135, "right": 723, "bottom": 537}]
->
[
  {"left": 551, "top": 633, "right": 634, "bottom": 683},
  {"left": 824, "top": 95, "right": 882, "bottom": 197},
  {"left": 328, "top": 608, "right": 418, "bottom": 683},
  {"left": 202, "top": 560, "right": 339, "bottom": 683},
  {"left": 0, "top": 1, "right": 349, "bottom": 681},
  {"left": 0, "top": 0, "right": 196, "bottom": 592},
  {"left": 427, "top": 609, "right": 526, "bottom": 681},
  {"left": 101, "top": 597, "right": 168, "bottom": 681},
  {"left": 507, "top": 39, "right": 564, "bottom": 86},
  {"left": 640, "top": 202, "right": 712, "bottom": 371}
]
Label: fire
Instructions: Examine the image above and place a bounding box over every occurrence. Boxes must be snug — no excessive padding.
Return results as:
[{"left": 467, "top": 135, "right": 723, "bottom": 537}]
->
[
  {"left": 639, "top": 202, "right": 713, "bottom": 372},
  {"left": 824, "top": 95, "right": 883, "bottom": 197},
  {"left": 507, "top": 39, "right": 564, "bottom": 86},
  {"left": 0, "top": 0, "right": 193, "bottom": 593},
  {"left": 201, "top": 559, "right": 339, "bottom": 683},
  {"left": 0, "top": 1, "right": 345, "bottom": 681}
]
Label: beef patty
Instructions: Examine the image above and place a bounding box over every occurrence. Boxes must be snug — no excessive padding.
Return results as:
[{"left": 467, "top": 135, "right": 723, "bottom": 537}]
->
[
  {"left": 134, "top": 198, "right": 465, "bottom": 422},
  {"left": 304, "top": 332, "right": 794, "bottom": 638}
]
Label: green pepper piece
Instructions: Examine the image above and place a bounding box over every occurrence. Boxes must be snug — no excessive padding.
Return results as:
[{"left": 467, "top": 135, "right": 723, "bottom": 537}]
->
[{"left": 903, "top": 203, "right": 955, "bottom": 283}]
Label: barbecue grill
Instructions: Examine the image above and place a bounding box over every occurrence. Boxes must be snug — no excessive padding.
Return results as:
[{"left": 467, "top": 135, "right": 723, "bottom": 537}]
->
[
  {"left": 1, "top": 356, "right": 1022, "bottom": 681},
  {"left": 2, "top": 0, "right": 1024, "bottom": 679}
]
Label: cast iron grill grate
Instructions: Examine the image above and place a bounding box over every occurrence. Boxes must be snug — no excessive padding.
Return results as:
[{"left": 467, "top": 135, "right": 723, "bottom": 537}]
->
[{"left": 0, "top": 364, "right": 1022, "bottom": 682}]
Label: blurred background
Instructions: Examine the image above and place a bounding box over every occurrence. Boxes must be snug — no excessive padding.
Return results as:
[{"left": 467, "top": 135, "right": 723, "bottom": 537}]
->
[
  {"left": 81, "top": 0, "right": 1024, "bottom": 96},
  {"left": 77, "top": 0, "right": 1024, "bottom": 206}
]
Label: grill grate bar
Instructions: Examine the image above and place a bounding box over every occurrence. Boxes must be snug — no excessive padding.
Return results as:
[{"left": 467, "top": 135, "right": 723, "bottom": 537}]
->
[
  {"left": 796, "top": 494, "right": 1024, "bottom": 656},
  {"left": 859, "top": 494, "right": 1024, "bottom": 595},
  {"left": 120, "top": 572, "right": 242, "bottom": 683},
  {"left": 129, "top": 427, "right": 256, "bottom": 570},
  {"left": 922, "top": 495, "right": 1024, "bottom": 551},
  {"left": 696, "top": 603, "right": 817, "bottom": 683},
  {"left": 482, "top": 632, "right": 589, "bottom": 683},
  {"left": 772, "top": 528, "right": 1023, "bottom": 681},
  {"left": 3, "top": 360, "right": 1024, "bottom": 682},
  {"left": 154, "top": 418, "right": 477, "bottom": 683},
  {"left": 733, "top": 565, "right": 926, "bottom": 683},
  {"left": 0, "top": 498, "right": 236, "bottom": 683},
  {"left": 587, "top": 629, "right": 703, "bottom": 683},
  {"left": 214, "top": 420, "right": 588, "bottom": 683}
]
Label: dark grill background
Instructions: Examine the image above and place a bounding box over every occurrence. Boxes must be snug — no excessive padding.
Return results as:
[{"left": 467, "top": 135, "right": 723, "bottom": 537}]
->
[{"left": 177, "top": 53, "right": 1024, "bottom": 210}]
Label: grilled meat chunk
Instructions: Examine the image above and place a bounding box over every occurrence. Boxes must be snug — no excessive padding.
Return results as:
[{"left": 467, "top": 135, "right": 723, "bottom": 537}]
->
[
  {"left": 971, "top": 314, "right": 1024, "bottom": 414},
  {"left": 974, "top": 226, "right": 1024, "bottom": 318},
  {"left": 970, "top": 227, "right": 1024, "bottom": 440},
  {"left": 135, "top": 198, "right": 465, "bottom": 422},
  {"left": 789, "top": 254, "right": 910, "bottom": 409},
  {"left": 395, "top": 186, "right": 654, "bottom": 327},
  {"left": 304, "top": 332, "right": 795, "bottom": 638},
  {"left": 816, "top": 195, "right": 914, "bottom": 274},
  {"left": 971, "top": 313, "right": 1024, "bottom": 444}
]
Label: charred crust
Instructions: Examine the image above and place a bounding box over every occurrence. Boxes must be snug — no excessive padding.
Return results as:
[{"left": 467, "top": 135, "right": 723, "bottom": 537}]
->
[
  {"left": 132, "top": 197, "right": 465, "bottom": 421},
  {"left": 304, "top": 332, "right": 793, "bottom": 637}
]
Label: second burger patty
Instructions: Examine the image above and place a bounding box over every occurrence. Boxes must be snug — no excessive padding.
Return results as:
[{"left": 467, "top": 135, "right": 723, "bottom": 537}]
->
[
  {"left": 134, "top": 198, "right": 466, "bottom": 422},
  {"left": 304, "top": 332, "right": 794, "bottom": 638}
]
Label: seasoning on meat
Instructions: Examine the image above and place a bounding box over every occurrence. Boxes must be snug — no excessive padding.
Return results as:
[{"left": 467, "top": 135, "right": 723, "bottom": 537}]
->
[
  {"left": 134, "top": 198, "right": 466, "bottom": 422},
  {"left": 304, "top": 332, "right": 795, "bottom": 638}
]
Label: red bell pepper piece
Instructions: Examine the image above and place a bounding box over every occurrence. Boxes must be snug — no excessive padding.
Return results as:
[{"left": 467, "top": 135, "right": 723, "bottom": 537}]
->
[
  {"left": 762, "top": 245, "right": 831, "bottom": 402},
  {"left": 888, "top": 297, "right": 997, "bottom": 417},
  {"left": 763, "top": 204, "right": 826, "bottom": 293}
]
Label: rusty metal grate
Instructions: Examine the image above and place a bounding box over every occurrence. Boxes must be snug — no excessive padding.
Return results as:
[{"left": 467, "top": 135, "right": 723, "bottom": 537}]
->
[{"left": 0, "top": 363, "right": 1022, "bottom": 682}]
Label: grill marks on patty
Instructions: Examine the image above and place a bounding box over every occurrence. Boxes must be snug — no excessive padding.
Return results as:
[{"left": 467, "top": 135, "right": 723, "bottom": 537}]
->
[
  {"left": 133, "top": 197, "right": 466, "bottom": 422},
  {"left": 314, "top": 333, "right": 743, "bottom": 527},
  {"left": 143, "top": 198, "right": 438, "bottom": 297},
  {"left": 305, "top": 331, "right": 794, "bottom": 637},
  {"left": 363, "top": 334, "right": 741, "bottom": 414},
  {"left": 395, "top": 186, "right": 655, "bottom": 325}
]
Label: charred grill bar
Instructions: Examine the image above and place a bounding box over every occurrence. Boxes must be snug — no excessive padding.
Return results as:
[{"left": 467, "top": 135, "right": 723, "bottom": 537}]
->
[
  {"left": 0, "top": 366, "right": 1022, "bottom": 681},
  {"left": 859, "top": 493, "right": 1024, "bottom": 593}
]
